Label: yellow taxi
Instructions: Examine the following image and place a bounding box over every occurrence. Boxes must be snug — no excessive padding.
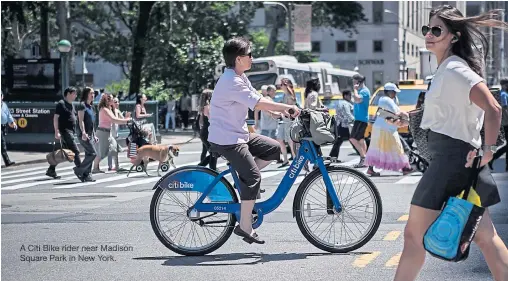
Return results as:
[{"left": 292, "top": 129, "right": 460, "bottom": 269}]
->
[
  {"left": 364, "top": 80, "right": 428, "bottom": 139},
  {"left": 319, "top": 94, "right": 343, "bottom": 116}
]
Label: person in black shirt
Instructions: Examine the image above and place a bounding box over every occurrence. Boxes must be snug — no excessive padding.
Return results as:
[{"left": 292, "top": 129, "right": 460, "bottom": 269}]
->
[
  {"left": 73, "top": 87, "right": 98, "bottom": 182},
  {"left": 46, "top": 87, "right": 82, "bottom": 179}
]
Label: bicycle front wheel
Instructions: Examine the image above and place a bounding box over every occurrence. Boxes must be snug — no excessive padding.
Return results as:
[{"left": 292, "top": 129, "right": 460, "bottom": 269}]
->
[{"left": 294, "top": 165, "right": 382, "bottom": 253}]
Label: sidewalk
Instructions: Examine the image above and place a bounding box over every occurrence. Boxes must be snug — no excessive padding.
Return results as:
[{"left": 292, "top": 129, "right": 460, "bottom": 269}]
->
[{"left": 1, "top": 133, "right": 200, "bottom": 168}]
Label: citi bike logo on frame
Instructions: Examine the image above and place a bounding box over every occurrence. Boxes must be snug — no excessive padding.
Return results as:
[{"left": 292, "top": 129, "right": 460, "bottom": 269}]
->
[
  {"left": 167, "top": 181, "right": 194, "bottom": 189},
  {"left": 289, "top": 155, "right": 305, "bottom": 179}
]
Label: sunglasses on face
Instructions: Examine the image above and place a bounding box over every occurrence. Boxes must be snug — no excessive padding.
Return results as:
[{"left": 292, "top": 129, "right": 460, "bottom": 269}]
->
[
  {"left": 240, "top": 52, "right": 252, "bottom": 58},
  {"left": 422, "top": 25, "right": 443, "bottom": 37}
]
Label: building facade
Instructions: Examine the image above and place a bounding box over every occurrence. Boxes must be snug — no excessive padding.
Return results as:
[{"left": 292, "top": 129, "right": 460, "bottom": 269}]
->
[
  {"left": 466, "top": 1, "right": 507, "bottom": 85},
  {"left": 250, "top": 1, "right": 442, "bottom": 91}
]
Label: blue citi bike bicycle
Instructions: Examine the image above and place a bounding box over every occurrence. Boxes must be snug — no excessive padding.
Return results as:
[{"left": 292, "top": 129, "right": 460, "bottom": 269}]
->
[{"left": 150, "top": 110, "right": 382, "bottom": 256}]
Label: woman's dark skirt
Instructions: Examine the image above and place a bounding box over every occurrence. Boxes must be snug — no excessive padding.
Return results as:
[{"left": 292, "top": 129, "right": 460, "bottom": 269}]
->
[{"left": 411, "top": 130, "right": 500, "bottom": 210}]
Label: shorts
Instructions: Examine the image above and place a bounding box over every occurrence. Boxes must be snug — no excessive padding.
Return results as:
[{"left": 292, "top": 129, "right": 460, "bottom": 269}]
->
[
  {"left": 210, "top": 134, "right": 281, "bottom": 200},
  {"left": 411, "top": 130, "right": 500, "bottom": 210},
  {"left": 277, "top": 121, "right": 291, "bottom": 142},
  {"left": 261, "top": 129, "right": 277, "bottom": 139},
  {"left": 350, "top": 120, "right": 368, "bottom": 140}
]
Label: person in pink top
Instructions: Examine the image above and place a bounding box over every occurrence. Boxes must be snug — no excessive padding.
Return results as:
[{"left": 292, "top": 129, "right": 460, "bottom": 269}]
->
[{"left": 92, "top": 93, "right": 131, "bottom": 173}]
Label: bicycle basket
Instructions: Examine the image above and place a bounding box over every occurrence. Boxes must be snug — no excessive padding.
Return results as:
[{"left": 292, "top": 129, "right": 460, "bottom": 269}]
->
[{"left": 408, "top": 108, "right": 431, "bottom": 162}]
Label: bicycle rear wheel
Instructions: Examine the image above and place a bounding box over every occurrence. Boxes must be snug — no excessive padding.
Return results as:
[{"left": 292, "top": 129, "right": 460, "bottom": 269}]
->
[
  {"left": 150, "top": 167, "right": 238, "bottom": 256},
  {"left": 294, "top": 165, "right": 382, "bottom": 253}
]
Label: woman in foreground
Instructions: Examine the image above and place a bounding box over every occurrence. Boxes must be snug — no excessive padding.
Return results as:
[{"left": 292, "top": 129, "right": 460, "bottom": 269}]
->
[{"left": 393, "top": 5, "right": 508, "bottom": 281}]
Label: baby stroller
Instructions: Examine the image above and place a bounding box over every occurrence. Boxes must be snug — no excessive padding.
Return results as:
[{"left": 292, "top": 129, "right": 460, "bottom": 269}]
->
[
  {"left": 125, "top": 120, "right": 170, "bottom": 176},
  {"left": 407, "top": 108, "right": 431, "bottom": 173}
]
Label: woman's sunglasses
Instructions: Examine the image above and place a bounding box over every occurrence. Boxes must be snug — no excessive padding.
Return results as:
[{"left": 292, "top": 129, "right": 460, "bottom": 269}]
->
[{"left": 421, "top": 25, "right": 443, "bottom": 37}]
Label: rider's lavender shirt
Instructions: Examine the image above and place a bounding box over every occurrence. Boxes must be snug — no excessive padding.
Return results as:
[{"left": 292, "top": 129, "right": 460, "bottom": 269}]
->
[{"left": 208, "top": 68, "right": 261, "bottom": 145}]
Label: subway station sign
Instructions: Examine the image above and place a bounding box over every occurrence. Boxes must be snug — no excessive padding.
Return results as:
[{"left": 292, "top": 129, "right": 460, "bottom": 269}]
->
[{"left": 9, "top": 107, "right": 55, "bottom": 134}]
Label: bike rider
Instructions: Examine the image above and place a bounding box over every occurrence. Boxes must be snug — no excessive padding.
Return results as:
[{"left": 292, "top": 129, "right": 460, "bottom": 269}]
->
[{"left": 208, "top": 37, "right": 300, "bottom": 244}]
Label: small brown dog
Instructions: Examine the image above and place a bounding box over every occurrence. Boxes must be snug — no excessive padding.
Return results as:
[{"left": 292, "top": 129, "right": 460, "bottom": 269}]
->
[{"left": 130, "top": 144, "right": 180, "bottom": 176}]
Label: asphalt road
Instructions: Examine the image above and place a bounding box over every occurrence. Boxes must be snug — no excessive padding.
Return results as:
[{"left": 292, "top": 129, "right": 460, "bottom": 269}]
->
[{"left": 1, "top": 140, "right": 507, "bottom": 281}]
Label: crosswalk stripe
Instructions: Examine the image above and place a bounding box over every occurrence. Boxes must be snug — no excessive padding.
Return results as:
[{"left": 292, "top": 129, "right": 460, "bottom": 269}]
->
[
  {"left": 1, "top": 165, "right": 51, "bottom": 176},
  {"left": 106, "top": 161, "right": 229, "bottom": 188},
  {"left": 1, "top": 160, "right": 157, "bottom": 186},
  {"left": 394, "top": 175, "right": 422, "bottom": 185},
  {"left": 53, "top": 174, "right": 130, "bottom": 189},
  {"left": 1, "top": 154, "right": 133, "bottom": 179},
  {"left": 1, "top": 161, "right": 161, "bottom": 190}
]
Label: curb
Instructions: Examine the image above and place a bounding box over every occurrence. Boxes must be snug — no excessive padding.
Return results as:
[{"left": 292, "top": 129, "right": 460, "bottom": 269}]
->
[
  {"left": 1, "top": 158, "right": 49, "bottom": 169},
  {"left": 1, "top": 136, "right": 200, "bottom": 169}
]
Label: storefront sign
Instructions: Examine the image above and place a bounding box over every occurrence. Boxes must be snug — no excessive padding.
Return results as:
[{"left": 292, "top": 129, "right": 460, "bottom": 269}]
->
[{"left": 358, "top": 59, "right": 385, "bottom": 65}]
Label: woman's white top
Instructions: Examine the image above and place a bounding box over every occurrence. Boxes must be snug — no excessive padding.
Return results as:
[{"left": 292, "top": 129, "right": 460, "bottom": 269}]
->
[{"left": 420, "top": 55, "right": 485, "bottom": 148}]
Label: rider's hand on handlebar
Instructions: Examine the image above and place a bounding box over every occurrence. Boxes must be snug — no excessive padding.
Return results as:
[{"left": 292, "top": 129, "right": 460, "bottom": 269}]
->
[{"left": 285, "top": 105, "right": 300, "bottom": 119}]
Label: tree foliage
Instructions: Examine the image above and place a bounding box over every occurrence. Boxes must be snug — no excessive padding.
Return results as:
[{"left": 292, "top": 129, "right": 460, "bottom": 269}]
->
[{"left": 2, "top": 1, "right": 366, "bottom": 100}]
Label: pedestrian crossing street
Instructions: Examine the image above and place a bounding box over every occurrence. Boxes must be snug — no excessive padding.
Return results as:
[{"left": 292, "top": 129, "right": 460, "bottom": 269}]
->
[{"left": 0, "top": 151, "right": 425, "bottom": 192}]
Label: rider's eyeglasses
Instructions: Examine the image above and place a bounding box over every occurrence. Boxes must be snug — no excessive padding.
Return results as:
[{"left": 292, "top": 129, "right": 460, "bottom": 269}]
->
[
  {"left": 422, "top": 25, "right": 443, "bottom": 37},
  {"left": 240, "top": 52, "right": 252, "bottom": 58}
]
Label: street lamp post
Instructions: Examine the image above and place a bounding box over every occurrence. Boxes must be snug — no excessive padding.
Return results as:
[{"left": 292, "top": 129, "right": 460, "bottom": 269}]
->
[
  {"left": 57, "top": 39, "right": 72, "bottom": 94},
  {"left": 384, "top": 9, "right": 407, "bottom": 80},
  {"left": 263, "top": 1, "right": 293, "bottom": 55}
]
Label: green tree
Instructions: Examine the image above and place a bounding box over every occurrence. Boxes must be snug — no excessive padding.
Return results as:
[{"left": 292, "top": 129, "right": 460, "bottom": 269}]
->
[{"left": 73, "top": 1, "right": 260, "bottom": 97}]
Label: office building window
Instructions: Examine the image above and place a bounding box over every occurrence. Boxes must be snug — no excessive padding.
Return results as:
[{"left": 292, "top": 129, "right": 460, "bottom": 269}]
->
[
  {"left": 373, "top": 40, "right": 383, "bottom": 52},
  {"left": 411, "top": 1, "right": 415, "bottom": 31},
  {"left": 336, "top": 41, "right": 345, "bottom": 52},
  {"left": 407, "top": 2, "right": 410, "bottom": 28},
  {"left": 373, "top": 1, "right": 384, "bottom": 24},
  {"left": 411, "top": 44, "right": 415, "bottom": 56},
  {"left": 311, "top": 41, "right": 321, "bottom": 53},
  {"left": 336, "top": 41, "right": 357, "bottom": 53},
  {"left": 407, "top": 42, "right": 410, "bottom": 55}
]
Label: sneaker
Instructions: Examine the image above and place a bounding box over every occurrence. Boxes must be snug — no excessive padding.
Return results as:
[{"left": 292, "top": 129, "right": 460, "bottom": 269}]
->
[
  {"left": 83, "top": 175, "right": 96, "bottom": 182},
  {"left": 367, "top": 169, "right": 380, "bottom": 177},
  {"left": 353, "top": 158, "right": 366, "bottom": 168}
]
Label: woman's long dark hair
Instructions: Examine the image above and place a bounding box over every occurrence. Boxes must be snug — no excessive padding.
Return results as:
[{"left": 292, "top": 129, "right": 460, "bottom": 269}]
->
[
  {"left": 304, "top": 78, "right": 321, "bottom": 98},
  {"left": 80, "top": 87, "right": 94, "bottom": 105},
  {"left": 430, "top": 5, "right": 508, "bottom": 77},
  {"left": 200, "top": 89, "right": 213, "bottom": 109}
]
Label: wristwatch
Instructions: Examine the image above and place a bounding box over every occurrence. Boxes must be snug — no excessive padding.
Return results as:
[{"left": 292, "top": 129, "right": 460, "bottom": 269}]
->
[{"left": 482, "top": 145, "right": 497, "bottom": 153}]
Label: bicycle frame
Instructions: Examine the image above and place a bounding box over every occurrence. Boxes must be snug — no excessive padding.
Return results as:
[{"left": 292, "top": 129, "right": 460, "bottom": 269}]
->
[{"left": 190, "top": 139, "right": 343, "bottom": 229}]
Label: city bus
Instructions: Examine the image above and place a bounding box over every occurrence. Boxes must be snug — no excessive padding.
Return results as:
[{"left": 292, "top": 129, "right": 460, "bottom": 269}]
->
[{"left": 214, "top": 55, "right": 359, "bottom": 96}]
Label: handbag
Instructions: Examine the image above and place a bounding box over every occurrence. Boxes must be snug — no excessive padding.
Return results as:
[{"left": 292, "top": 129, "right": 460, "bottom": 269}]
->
[
  {"left": 46, "top": 139, "right": 75, "bottom": 166},
  {"left": 408, "top": 107, "right": 431, "bottom": 162},
  {"left": 423, "top": 154, "right": 485, "bottom": 262}
]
